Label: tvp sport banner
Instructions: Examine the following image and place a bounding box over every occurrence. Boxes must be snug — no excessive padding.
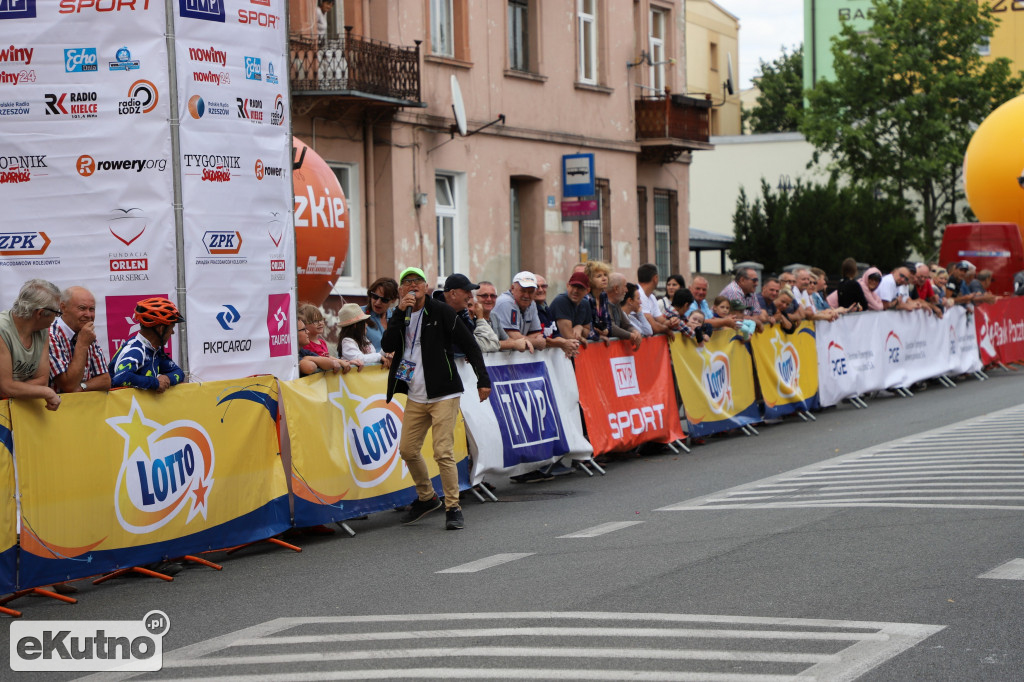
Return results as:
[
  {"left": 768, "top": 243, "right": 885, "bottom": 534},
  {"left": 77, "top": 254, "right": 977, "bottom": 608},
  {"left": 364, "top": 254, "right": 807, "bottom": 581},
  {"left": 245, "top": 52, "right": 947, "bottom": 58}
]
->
[
  {"left": 750, "top": 322, "right": 820, "bottom": 419},
  {"left": 671, "top": 330, "right": 760, "bottom": 438},
  {"left": 0, "top": 401, "right": 15, "bottom": 595},
  {"left": 13, "top": 378, "right": 289, "bottom": 588},
  {"left": 574, "top": 337, "right": 683, "bottom": 455},
  {"left": 976, "top": 298, "right": 1024, "bottom": 366},
  {"left": 174, "top": 0, "right": 295, "bottom": 382},
  {"left": 280, "top": 368, "right": 471, "bottom": 527},
  {"left": 0, "top": 3, "right": 177, "bottom": 362},
  {"left": 457, "top": 349, "right": 592, "bottom": 481}
]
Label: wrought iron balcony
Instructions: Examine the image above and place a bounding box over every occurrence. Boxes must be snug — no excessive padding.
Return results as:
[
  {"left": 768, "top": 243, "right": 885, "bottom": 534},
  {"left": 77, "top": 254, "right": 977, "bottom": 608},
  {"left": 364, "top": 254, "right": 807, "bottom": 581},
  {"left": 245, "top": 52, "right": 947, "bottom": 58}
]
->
[
  {"left": 635, "top": 91, "right": 713, "bottom": 163},
  {"left": 289, "top": 28, "right": 423, "bottom": 107}
]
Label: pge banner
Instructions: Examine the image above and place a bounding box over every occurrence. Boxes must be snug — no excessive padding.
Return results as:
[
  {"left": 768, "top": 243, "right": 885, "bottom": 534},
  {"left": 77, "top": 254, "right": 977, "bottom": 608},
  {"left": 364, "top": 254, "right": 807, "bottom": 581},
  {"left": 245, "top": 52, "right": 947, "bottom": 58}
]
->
[
  {"left": 280, "top": 368, "right": 470, "bottom": 527},
  {"left": 574, "top": 337, "right": 684, "bottom": 455},
  {"left": 0, "top": 401, "right": 16, "bottom": 595},
  {"left": 976, "top": 298, "right": 1024, "bottom": 366},
  {"left": 750, "top": 322, "right": 820, "bottom": 419},
  {"left": 13, "top": 378, "right": 289, "bottom": 588},
  {"left": 457, "top": 349, "right": 592, "bottom": 482},
  {"left": 671, "top": 330, "right": 760, "bottom": 438},
  {"left": 816, "top": 308, "right": 981, "bottom": 407}
]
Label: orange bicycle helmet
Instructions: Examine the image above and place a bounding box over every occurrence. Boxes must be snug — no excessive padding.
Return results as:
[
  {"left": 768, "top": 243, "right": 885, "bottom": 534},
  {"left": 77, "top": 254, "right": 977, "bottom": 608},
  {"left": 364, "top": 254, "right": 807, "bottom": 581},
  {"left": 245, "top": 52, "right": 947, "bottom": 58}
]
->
[{"left": 134, "top": 297, "right": 184, "bottom": 327}]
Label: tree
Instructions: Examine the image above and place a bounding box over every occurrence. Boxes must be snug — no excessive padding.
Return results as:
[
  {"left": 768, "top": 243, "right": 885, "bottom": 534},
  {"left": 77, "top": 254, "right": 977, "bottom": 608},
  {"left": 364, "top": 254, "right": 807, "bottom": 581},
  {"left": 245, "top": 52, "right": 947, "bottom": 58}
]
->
[
  {"left": 801, "top": 0, "right": 1024, "bottom": 256},
  {"left": 744, "top": 45, "right": 804, "bottom": 133},
  {"left": 730, "top": 179, "right": 917, "bottom": 275}
]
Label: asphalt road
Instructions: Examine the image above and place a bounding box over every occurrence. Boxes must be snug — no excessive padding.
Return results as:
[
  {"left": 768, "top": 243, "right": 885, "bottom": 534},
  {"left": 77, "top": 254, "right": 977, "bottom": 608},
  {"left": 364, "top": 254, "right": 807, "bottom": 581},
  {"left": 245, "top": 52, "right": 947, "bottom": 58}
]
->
[{"left": 6, "top": 369, "right": 1024, "bottom": 681}]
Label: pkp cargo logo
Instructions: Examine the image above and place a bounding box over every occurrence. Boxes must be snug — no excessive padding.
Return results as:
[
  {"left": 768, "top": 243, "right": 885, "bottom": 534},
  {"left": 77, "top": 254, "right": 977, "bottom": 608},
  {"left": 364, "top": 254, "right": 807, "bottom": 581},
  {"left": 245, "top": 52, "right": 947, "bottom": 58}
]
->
[
  {"left": 107, "top": 397, "right": 215, "bottom": 534},
  {"left": 699, "top": 349, "right": 733, "bottom": 415},
  {"left": 267, "top": 293, "right": 290, "bottom": 357},
  {"left": 216, "top": 304, "right": 240, "bottom": 330},
  {"left": 827, "top": 340, "right": 848, "bottom": 377},
  {"left": 330, "top": 380, "right": 405, "bottom": 488},
  {"left": 885, "top": 330, "right": 902, "bottom": 364},
  {"left": 609, "top": 356, "right": 639, "bottom": 397},
  {"left": 770, "top": 336, "right": 800, "bottom": 397},
  {"left": 179, "top": 0, "right": 224, "bottom": 22},
  {"left": 0, "top": 0, "right": 36, "bottom": 20}
]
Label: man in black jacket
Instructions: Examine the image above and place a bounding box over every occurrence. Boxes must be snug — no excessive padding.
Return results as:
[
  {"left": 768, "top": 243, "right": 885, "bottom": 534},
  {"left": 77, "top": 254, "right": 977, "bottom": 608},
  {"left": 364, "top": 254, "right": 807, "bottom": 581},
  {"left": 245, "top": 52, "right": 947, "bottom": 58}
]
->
[{"left": 382, "top": 267, "right": 492, "bottom": 530}]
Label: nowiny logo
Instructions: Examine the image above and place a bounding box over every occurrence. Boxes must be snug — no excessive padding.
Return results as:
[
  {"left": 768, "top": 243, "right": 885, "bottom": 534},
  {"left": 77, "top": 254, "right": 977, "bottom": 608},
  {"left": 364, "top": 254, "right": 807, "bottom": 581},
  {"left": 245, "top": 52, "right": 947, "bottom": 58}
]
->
[
  {"left": 770, "top": 335, "right": 800, "bottom": 397},
  {"left": 885, "top": 330, "right": 902, "bottom": 364},
  {"left": 216, "top": 304, "right": 239, "bottom": 330},
  {"left": 107, "top": 397, "right": 215, "bottom": 534},
  {"left": 330, "top": 379, "right": 405, "bottom": 488},
  {"left": 699, "top": 348, "right": 733, "bottom": 415}
]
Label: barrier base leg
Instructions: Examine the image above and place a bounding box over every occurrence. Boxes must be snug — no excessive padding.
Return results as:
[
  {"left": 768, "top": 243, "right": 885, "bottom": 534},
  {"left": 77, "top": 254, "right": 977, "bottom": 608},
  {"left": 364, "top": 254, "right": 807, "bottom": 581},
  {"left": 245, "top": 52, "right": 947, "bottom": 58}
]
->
[
  {"left": 665, "top": 441, "right": 680, "bottom": 454},
  {"left": 796, "top": 411, "right": 809, "bottom": 422},
  {"left": 0, "top": 587, "right": 78, "bottom": 606},
  {"left": 477, "top": 484, "right": 499, "bottom": 502},
  {"left": 225, "top": 536, "right": 302, "bottom": 555},
  {"left": 337, "top": 523, "right": 356, "bottom": 537},
  {"left": 181, "top": 555, "right": 222, "bottom": 571},
  {"left": 466, "top": 486, "right": 487, "bottom": 504},
  {"left": 805, "top": 411, "right": 817, "bottom": 421},
  {"left": 998, "top": 362, "right": 1014, "bottom": 372},
  {"left": 93, "top": 566, "right": 173, "bottom": 585},
  {"left": 0, "top": 605, "right": 22, "bottom": 617},
  {"left": 575, "top": 461, "right": 595, "bottom": 477},
  {"left": 673, "top": 439, "right": 691, "bottom": 454},
  {"left": 587, "top": 459, "right": 607, "bottom": 475}
]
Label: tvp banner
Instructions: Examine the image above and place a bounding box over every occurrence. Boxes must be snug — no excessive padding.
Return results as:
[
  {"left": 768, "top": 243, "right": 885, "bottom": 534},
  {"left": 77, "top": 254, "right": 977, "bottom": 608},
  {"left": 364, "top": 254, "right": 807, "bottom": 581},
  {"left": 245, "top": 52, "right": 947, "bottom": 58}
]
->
[
  {"left": 750, "top": 323, "right": 820, "bottom": 418},
  {"left": 574, "top": 337, "right": 684, "bottom": 455},
  {"left": 976, "top": 298, "right": 1024, "bottom": 366},
  {"left": 13, "top": 379, "right": 289, "bottom": 588},
  {"left": 0, "top": 401, "right": 15, "bottom": 595},
  {"left": 457, "top": 349, "right": 592, "bottom": 482},
  {"left": 280, "top": 368, "right": 470, "bottom": 527},
  {"left": 671, "top": 330, "right": 760, "bottom": 438}
]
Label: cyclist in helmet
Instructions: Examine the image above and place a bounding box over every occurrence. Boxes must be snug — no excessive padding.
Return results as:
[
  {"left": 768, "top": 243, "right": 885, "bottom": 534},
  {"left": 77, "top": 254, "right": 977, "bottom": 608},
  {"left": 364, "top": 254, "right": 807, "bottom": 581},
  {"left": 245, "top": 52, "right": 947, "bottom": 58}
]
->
[{"left": 109, "top": 297, "right": 186, "bottom": 392}]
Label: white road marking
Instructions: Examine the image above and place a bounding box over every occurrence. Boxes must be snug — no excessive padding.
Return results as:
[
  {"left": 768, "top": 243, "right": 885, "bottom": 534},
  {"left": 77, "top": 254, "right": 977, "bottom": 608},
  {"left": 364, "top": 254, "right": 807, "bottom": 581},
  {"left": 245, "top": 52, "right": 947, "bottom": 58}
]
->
[
  {"left": 978, "top": 558, "right": 1024, "bottom": 580},
  {"left": 143, "top": 669, "right": 805, "bottom": 681},
  {"left": 436, "top": 553, "right": 533, "bottom": 573},
  {"left": 558, "top": 521, "right": 644, "bottom": 538}
]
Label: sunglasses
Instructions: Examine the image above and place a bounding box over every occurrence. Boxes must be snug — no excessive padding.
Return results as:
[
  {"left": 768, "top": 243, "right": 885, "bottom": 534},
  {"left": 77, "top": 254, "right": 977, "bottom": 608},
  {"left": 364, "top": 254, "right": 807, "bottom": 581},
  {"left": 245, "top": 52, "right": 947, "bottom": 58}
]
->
[
  {"left": 537, "top": 285, "right": 548, "bottom": 290},
  {"left": 401, "top": 277, "right": 425, "bottom": 286},
  {"left": 477, "top": 294, "right": 497, "bottom": 299},
  {"left": 39, "top": 307, "right": 61, "bottom": 316},
  {"left": 368, "top": 292, "right": 394, "bottom": 303}
]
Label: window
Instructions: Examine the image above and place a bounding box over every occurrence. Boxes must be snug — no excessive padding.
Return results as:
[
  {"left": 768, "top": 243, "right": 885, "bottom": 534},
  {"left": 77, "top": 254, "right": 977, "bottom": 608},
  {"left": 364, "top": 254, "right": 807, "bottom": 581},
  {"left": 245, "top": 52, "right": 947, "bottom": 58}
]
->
[
  {"left": 330, "top": 163, "right": 361, "bottom": 293},
  {"left": 649, "top": 7, "right": 666, "bottom": 94},
  {"left": 435, "top": 173, "right": 467, "bottom": 281},
  {"left": 431, "top": 0, "right": 454, "bottom": 57},
  {"left": 654, "top": 191, "right": 671, "bottom": 279},
  {"left": 510, "top": 182, "right": 522, "bottom": 274},
  {"left": 578, "top": 0, "right": 597, "bottom": 84},
  {"left": 709, "top": 42, "right": 719, "bottom": 71},
  {"left": 508, "top": 0, "right": 529, "bottom": 71},
  {"left": 580, "top": 179, "right": 610, "bottom": 262}
]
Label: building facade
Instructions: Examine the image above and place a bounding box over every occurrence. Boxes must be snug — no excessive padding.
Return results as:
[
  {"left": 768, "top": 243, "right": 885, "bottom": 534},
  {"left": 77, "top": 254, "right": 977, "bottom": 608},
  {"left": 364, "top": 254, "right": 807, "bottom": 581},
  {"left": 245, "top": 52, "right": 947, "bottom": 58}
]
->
[
  {"left": 685, "top": 0, "right": 741, "bottom": 136},
  {"left": 288, "top": 0, "right": 711, "bottom": 296}
]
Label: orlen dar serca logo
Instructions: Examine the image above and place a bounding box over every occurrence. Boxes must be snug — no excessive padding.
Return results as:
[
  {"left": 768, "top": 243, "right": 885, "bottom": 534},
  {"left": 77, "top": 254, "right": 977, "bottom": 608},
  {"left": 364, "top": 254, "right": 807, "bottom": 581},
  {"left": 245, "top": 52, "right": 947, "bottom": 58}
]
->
[
  {"left": 771, "top": 336, "right": 800, "bottom": 397},
  {"left": 330, "top": 380, "right": 404, "bottom": 488},
  {"left": 107, "top": 397, "right": 215, "bottom": 534},
  {"left": 699, "top": 349, "right": 733, "bottom": 415}
]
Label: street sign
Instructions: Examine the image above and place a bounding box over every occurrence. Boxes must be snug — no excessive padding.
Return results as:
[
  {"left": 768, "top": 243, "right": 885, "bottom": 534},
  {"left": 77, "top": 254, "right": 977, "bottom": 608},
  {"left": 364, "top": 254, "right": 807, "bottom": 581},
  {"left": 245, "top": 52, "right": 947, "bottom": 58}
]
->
[{"left": 562, "top": 153, "right": 595, "bottom": 197}]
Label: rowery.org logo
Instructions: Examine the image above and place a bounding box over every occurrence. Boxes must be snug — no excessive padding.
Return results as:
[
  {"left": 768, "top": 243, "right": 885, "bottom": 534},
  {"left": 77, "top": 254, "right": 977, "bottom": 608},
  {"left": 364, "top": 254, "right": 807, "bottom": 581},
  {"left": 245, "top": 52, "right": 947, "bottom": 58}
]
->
[
  {"left": 699, "top": 349, "right": 733, "bottom": 415},
  {"left": 179, "top": 0, "right": 224, "bottom": 22},
  {"left": 330, "top": 380, "right": 406, "bottom": 488},
  {"left": 107, "top": 397, "right": 215, "bottom": 534},
  {"left": 64, "top": 47, "right": 97, "bottom": 73},
  {"left": 770, "top": 336, "right": 800, "bottom": 397},
  {"left": 885, "top": 330, "right": 902, "bottom": 364},
  {"left": 0, "top": 0, "right": 36, "bottom": 20}
]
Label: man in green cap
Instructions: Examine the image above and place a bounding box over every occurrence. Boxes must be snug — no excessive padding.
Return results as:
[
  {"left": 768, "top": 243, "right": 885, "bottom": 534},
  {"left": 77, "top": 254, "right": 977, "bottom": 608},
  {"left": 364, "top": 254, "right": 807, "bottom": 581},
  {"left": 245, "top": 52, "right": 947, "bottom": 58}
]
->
[{"left": 382, "top": 266, "right": 492, "bottom": 530}]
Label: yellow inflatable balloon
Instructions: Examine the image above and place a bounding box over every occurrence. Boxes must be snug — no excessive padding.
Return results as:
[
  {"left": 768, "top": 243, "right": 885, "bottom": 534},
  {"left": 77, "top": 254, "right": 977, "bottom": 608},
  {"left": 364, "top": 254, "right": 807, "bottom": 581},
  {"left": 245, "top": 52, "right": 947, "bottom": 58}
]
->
[{"left": 964, "top": 94, "right": 1024, "bottom": 227}]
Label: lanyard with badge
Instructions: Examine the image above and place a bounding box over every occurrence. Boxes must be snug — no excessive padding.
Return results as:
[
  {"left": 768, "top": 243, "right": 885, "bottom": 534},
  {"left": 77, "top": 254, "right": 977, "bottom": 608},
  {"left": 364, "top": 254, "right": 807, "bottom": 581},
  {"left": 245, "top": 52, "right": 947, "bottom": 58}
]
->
[{"left": 395, "top": 310, "right": 419, "bottom": 382}]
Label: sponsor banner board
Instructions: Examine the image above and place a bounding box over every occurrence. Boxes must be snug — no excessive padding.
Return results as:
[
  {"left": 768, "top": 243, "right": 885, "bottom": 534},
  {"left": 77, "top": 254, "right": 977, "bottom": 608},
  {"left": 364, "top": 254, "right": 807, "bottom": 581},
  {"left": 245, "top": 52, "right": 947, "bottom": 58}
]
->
[
  {"left": 750, "top": 322, "right": 820, "bottom": 419},
  {"left": 975, "top": 298, "right": 1024, "bottom": 366},
  {"left": 0, "top": 401, "right": 15, "bottom": 595}
]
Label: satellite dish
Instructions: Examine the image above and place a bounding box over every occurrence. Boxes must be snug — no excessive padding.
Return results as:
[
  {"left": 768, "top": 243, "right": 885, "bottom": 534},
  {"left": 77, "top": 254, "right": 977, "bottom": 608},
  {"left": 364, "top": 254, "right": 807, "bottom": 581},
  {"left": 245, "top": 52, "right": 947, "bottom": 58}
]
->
[
  {"left": 725, "top": 52, "right": 735, "bottom": 96},
  {"left": 450, "top": 74, "right": 468, "bottom": 137}
]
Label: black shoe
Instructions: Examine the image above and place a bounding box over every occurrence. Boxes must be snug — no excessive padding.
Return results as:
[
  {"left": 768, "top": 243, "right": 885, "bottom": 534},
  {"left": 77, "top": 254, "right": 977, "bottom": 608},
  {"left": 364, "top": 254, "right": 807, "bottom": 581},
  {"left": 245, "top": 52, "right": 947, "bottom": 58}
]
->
[
  {"left": 445, "top": 507, "right": 465, "bottom": 530},
  {"left": 401, "top": 495, "right": 442, "bottom": 524},
  {"left": 150, "top": 561, "right": 183, "bottom": 577}
]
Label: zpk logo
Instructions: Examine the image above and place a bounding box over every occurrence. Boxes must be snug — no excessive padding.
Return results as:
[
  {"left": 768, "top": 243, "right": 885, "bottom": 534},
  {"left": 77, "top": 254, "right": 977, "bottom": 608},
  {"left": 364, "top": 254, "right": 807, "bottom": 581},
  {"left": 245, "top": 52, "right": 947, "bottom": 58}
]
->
[
  {"left": 0, "top": 230, "right": 49, "bottom": 255},
  {"left": 202, "top": 230, "right": 242, "bottom": 254}
]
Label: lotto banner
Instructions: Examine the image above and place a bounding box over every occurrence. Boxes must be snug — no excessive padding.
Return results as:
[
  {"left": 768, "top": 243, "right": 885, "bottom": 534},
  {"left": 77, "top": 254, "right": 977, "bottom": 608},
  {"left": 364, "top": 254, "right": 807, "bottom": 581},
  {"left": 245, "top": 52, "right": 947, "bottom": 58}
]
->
[
  {"left": 671, "top": 330, "right": 760, "bottom": 438},
  {"left": 975, "top": 298, "right": 1024, "bottom": 365},
  {"left": 750, "top": 323, "right": 820, "bottom": 419},
  {"left": 573, "top": 338, "right": 684, "bottom": 455},
  {"left": 0, "top": 402, "right": 16, "bottom": 595},
  {"left": 456, "top": 349, "right": 593, "bottom": 482},
  {"left": 0, "top": 5, "right": 178, "bottom": 360},
  {"left": 816, "top": 308, "right": 981, "bottom": 407},
  {"left": 13, "top": 378, "right": 289, "bottom": 589},
  {"left": 280, "top": 368, "right": 471, "bottom": 527},
  {"left": 174, "top": 0, "right": 296, "bottom": 382}
]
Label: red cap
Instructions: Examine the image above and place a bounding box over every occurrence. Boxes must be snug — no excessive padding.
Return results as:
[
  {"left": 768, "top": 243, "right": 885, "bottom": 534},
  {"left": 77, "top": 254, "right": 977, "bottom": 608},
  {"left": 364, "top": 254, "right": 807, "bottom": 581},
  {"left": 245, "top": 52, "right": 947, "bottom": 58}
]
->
[{"left": 567, "top": 272, "right": 590, "bottom": 289}]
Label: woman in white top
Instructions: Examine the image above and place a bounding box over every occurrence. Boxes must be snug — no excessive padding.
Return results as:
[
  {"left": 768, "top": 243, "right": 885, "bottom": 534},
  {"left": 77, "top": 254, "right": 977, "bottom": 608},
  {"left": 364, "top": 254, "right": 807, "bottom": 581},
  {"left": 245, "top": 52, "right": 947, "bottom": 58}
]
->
[
  {"left": 622, "top": 283, "right": 654, "bottom": 337},
  {"left": 335, "top": 303, "right": 389, "bottom": 367}
]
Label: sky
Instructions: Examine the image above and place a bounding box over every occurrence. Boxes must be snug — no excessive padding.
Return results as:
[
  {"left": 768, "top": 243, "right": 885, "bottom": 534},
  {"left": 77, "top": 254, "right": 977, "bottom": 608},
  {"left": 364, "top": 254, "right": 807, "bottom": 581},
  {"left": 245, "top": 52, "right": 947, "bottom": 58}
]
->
[{"left": 716, "top": 1, "right": 805, "bottom": 90}]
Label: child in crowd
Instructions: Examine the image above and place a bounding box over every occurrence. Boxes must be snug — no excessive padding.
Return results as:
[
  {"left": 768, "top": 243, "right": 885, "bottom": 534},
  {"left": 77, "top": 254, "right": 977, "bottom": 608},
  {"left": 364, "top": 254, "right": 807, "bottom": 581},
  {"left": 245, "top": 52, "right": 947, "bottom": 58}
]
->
[
  {"left": 336, "top": 303, "right": 384, "bottom": 368},
  {"left": 680, "top": 309, "right": 713, "bottom": 346},
  {"left": 109, "top": 297, "right": 186, "bottom": 392},
  {"left": 711, "top": 296, "right": 733, "bottom": 319},
  {"left": 298, "top": 303, "right": 331, "bottom": 357}
]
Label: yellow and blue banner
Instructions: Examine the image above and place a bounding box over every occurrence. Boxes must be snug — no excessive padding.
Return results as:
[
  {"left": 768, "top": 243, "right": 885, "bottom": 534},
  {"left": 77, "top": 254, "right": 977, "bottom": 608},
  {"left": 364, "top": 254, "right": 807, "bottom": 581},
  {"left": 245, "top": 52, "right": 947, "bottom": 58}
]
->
[
  {"left": 670, "top": 330, "right": 760, "bottom": 438},
  {"left": 0, "top": 401, "right": 16, "bottom": 594},
  {"left": 280, "top": 368, "right": 470, "bottom": 527},
  {"left": 750, "top": 323, "right": 820, "bottom": 418},
  {"left": 13, "top": 378, "right": 289, "bottom": 588}
]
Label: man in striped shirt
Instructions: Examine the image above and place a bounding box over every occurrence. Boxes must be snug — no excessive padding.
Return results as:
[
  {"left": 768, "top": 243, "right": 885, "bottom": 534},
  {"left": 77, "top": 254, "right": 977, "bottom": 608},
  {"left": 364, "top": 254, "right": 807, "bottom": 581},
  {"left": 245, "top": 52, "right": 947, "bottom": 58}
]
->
[{"left": 49, "top": 286, "right": 110, "bottom": 393}]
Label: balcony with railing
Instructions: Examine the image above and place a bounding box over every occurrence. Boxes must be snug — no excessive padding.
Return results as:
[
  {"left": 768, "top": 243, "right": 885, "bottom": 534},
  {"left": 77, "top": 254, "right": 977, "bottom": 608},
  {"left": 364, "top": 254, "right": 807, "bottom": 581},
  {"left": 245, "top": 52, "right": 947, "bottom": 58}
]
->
[
  {"left": 634, "top": 91, "right": 713, "bottom": 163},
  {"left": 289, "top": 28, "right": 424, "bottom": 109}
]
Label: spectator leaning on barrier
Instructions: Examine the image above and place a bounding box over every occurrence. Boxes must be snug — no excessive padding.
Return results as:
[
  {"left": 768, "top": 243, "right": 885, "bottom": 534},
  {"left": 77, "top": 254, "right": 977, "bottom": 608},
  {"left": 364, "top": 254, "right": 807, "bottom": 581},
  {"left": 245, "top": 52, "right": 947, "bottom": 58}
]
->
[
  {"left": 622, "top": 283, "right": 653, "bottom": 337},
  {"left": 637, "top": 263, "right": 676, "bottom": 335},
  {"left": 533, "top": 274, "right": 555, "bottom": 338},
  {"left": 298, "top": 303, "right": 332, "bottom": 357},
  {"left": 877, "top": 266, "right": 915, "bottom": 311},
  {"left": 109, "top": 298, "right": 186, "bottom": 393},
  {"left": 658, "top": 274, "right": 685, "bottom": 317},
  {"left": 585, "top": 260, "right": 612, "bottom": 342},
  {"left": 757, "top": 277, "right": 782, "bottom": 315},
  {"left": 299, "top": 318, "right": 348, "bottom": 376},
  {"left": 336, "top": 303, "right": 384, "bottom": 367},
  {"left": 607, "top": 273, "right": 642, "bottom": 349},
  {"left": 829, "top": 258, "right": 867, "bottom": 312},
  {"left": 909, "top": 264, "right": 942, "bottom": 316},
  {"left": 771, "top": 287, "right": 798, "bottom": 332},
  {"left": 442, "top": 273, "right": 500, "bottom": 354},
  {"left": 477, "top": 281, "right": 499, "bottom": 329},
  {"left": 719, "top": 266, "right": 765, "bottom": 330},
  {"left": 972, "top": 270, "right": 999, "bottom": 305},
  {"left": 809, "top": 268, "right": 832, "bottom": 311},
  {"left": 687, "top": 276, "right": 713, "bottom": 319},
  {"left": 0, "top": 279, "right": 62, "bottom": 411},
  {"left": 49, "top": 286, "right": 110, "bottom": 394},
  {"left": 382, "top": 266, "right": 492, "bottom": 531},
  {"left": 492, "top": 271, "right": 547, "bottom": 353},
  {"left": 547, "top": 272, "right": 589, "bottom": 357},
  {"left": 363, "top": 277, "right": 398, "bottom": 352}
]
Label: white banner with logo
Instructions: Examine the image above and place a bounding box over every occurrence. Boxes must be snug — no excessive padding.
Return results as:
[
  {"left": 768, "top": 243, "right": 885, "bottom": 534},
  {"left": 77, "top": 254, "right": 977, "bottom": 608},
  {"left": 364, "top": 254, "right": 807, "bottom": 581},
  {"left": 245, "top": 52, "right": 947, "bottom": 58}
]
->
[
  {"left": 0, "top": 5, "right": 178, "bottom": 362},
  {"left": 174, "top": 0, "right": 295, "bottom": 382},
  {"left": 456, "top": 349, "right": 593, "bottom": 484},
  {"left": 816, "top": 307, "right": 981, "bottom": 407}
]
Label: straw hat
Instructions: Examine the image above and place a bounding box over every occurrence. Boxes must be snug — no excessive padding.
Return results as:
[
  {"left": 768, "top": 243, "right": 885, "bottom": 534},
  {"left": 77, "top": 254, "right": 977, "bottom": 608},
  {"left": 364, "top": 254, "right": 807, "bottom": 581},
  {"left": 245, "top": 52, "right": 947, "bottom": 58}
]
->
[{"left": 338, "top": 303, "right": 370, "bottom": 327}]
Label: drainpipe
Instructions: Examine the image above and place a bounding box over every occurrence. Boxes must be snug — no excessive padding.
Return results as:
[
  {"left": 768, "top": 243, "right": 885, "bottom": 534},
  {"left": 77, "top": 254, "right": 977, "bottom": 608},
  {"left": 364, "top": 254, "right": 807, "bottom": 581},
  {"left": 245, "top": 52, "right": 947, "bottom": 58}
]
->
[{"left": 364, "top": 119, "right": 376, "bottom": 283}]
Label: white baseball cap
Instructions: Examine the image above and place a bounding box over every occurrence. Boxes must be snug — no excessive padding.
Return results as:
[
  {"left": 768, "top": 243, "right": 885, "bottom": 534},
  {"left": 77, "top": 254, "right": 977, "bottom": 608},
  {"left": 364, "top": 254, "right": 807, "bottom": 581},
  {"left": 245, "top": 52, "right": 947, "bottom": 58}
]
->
[{"left": 512, "top": 271, "right": 538, "bottom": 288}]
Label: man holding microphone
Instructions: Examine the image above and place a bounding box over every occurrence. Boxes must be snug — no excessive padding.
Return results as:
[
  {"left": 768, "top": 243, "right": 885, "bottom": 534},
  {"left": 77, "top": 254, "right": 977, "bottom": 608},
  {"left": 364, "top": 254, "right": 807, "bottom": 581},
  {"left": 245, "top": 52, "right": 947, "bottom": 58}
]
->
[{"left": 382, "top": 267, "right": 492, "bottom": 530}]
